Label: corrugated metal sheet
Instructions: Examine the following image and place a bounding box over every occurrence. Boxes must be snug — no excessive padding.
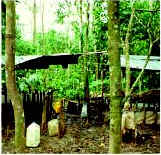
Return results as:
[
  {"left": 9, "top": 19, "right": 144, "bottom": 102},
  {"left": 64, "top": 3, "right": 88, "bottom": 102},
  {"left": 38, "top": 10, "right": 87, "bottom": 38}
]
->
[{"left": 121, "top": 55, "right": 160, "bottom": 71}]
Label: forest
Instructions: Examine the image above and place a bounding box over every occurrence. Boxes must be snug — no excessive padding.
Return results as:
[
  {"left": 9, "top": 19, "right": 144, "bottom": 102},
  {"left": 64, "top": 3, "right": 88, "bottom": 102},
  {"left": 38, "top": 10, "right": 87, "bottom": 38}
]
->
[{"left": 1, "top": 0, "right": 160, "bottom": 154}]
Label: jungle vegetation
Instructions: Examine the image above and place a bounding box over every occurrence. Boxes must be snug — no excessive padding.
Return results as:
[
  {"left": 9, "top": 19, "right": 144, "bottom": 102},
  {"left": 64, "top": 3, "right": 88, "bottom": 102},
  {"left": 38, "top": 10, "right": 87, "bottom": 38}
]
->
[
  {"left": 2, "top": 0, "right": 160, "bottom": 98},
  {"left": 2, "top": 0, "right": 160, "bottom": 153}
]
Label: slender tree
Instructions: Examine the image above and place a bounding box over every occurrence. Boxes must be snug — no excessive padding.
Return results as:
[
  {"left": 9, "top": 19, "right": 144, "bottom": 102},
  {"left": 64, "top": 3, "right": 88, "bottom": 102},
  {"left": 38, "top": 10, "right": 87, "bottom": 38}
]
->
[
  {"left": 79, "top": 0, "right": 83, "bottom": 53},
  {"left": 5, "top": 0, "right": 25, "bottom": 152},
  {"left": 108, "top": 0, "right": 122, "bottom": 153},
  {"left": 92, "top": 0, "right": 99, "bottom": 95},
  {"left": 122, "top": 0, "right": 160, "bottom": 104},
  {"left": 41, "top": 0, "right": 47, "bottom": 133},
  {"left": 33, "top": 0, "right": 36, "bottom": 46},
  {"left": 124, "top": 6, "right": 135, "bottom": 107},
  {"left": 41, "top": 0, "right": 45, "bottom": 53},
  {"left": 84, "top": 0, "right": 90, "bottom": 103}
]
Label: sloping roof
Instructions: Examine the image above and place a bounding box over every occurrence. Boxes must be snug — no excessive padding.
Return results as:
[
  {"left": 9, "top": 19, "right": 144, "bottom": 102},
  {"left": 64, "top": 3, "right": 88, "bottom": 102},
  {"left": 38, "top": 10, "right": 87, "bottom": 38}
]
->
[
  {"left": 1, "top": 53, "right": 160, "bottom": 71},
  {"left": 2, "top": 53, "right": 81, "bottom": 69},
  {"left": 121, "top": 55, "right": 160, "bottom": 71}
]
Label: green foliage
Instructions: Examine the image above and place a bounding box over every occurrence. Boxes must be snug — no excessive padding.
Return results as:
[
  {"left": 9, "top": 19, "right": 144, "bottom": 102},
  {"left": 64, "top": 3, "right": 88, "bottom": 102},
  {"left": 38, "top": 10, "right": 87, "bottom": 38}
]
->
[
  {"left": 56, "top": 1, "right": 71, "bottom": 24},
  {"left": 2, "top": 0, "right": 160, "bottom": 99},
  {"left": 2, "top": 11, "right": 6, "bottom": 55},
  {"left": 92, "top": 0, "right": 108, "bottom": 51},
  {"left": 120, "top": 0, "right": 160, "bottom": 55},
  {"left": 17, "top": 70, "right": 43, "bottom": 92}
]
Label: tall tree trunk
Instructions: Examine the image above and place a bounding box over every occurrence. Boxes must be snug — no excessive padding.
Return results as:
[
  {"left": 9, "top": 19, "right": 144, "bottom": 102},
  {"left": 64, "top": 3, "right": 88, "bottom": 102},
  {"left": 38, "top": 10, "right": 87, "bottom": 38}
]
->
[
  {"left": 92, "top": 1, "right": 99, "bottom": 95},
  {"left": 33, "top": 0, "right": 36, "bottom": 46},
  {"left": 41, "top": 0, "right": 45, "bottom": 53},
  {"left": 124, "top": 7, "right": 135, "bottom": 107},
  {"left": 41, "top": 0, "right": 47, "bottom": 133},
  {"left": 108, "top": 0, "right": 122, "bottom": 153},
  {"left": 79, "top": 0, "right": 85, "bottom": 95},
  {"left": 5, "top": 0, "right": 25, "bottom": 152},
  {"left": 84, "top": 0, "right": 90, "bottom": 103},
  {"left": 79, "top": 0, "right": 83, "bottom": 53}
]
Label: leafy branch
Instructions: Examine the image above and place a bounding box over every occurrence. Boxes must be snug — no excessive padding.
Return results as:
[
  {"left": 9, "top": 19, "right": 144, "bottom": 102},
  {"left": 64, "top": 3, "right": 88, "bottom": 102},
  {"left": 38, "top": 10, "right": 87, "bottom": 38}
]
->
[{"left": 122, "top": 10, "right": 160, "bottom": 104}]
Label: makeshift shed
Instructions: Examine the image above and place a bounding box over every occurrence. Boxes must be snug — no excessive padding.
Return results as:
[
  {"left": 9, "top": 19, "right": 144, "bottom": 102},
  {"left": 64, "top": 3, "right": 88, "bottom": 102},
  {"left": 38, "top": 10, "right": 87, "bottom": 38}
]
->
[
  {"left": 1, "top": 52, "right": 160, "bottom": 71},
  {"left": 2, "top": 53, "right": 81, "bottom": 69}
]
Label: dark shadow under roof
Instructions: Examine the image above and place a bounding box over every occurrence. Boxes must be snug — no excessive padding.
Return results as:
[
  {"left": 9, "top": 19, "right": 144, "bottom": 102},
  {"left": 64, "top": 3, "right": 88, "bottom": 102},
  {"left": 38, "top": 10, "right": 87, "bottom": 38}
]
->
[
  {"left": 2, "top": 53, "right": 81, "bottom": 69},
  {"left": 1, "top": 52, "right": 160, "bottom": 71}
]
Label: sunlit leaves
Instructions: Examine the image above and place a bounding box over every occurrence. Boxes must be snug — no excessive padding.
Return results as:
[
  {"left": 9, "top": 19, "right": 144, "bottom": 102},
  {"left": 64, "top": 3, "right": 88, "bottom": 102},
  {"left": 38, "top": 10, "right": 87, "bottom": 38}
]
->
[{"left": 56, "top": 1, "right": 71, "bottom": 24}]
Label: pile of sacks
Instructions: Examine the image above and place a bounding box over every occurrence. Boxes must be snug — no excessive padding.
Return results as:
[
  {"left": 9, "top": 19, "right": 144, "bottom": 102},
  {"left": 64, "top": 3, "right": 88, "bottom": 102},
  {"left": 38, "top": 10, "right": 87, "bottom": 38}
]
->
[
  {"left": 121, "top": 102, "right": 160, "bottom": 138},
  {"left": 26, "top": 100, "right": 65, "bottom": 148}
]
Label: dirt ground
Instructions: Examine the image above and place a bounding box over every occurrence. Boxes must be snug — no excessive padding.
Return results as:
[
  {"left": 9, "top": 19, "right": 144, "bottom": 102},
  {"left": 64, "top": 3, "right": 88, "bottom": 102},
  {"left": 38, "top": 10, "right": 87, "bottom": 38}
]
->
[{"left": 2, "top": 122, "right": 160, "bottom": 154}]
